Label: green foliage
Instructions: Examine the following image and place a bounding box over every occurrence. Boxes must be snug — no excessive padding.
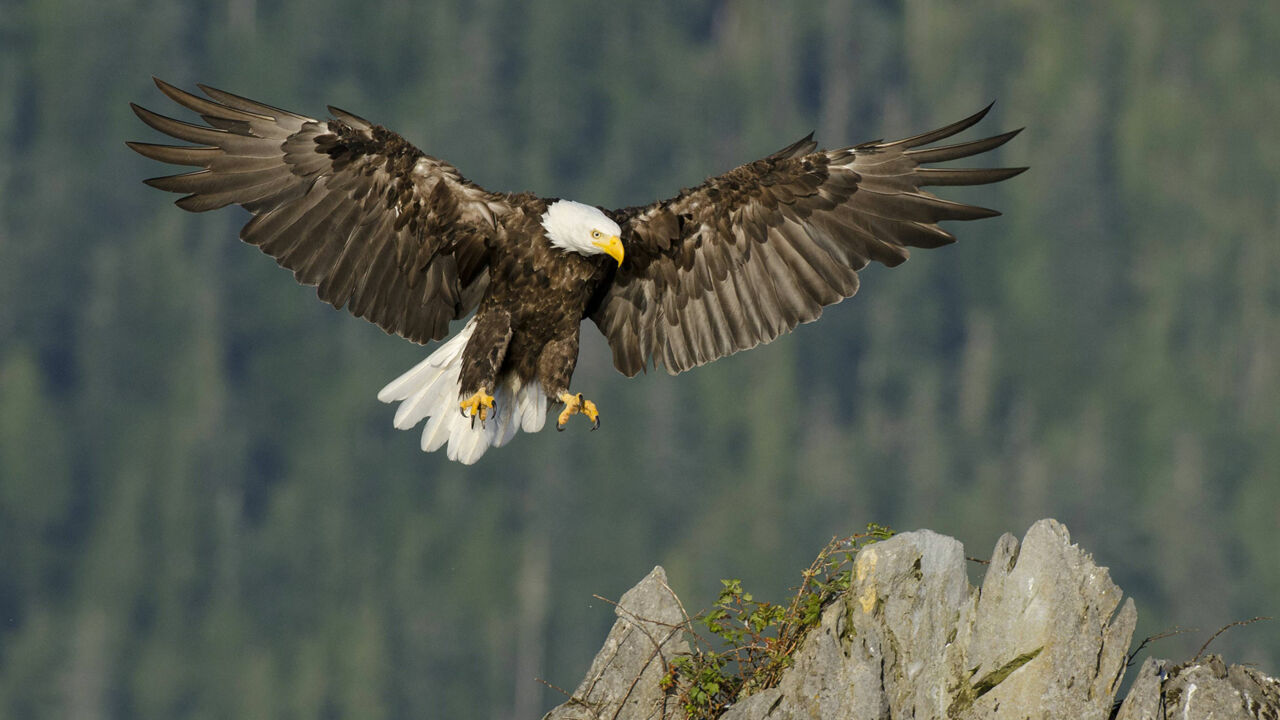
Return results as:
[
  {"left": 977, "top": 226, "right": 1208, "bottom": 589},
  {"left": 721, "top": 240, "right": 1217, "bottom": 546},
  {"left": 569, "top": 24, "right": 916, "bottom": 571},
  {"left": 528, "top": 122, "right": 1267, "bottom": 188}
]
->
[{"left": 662, "top": 525, "right": 895, "bottom": 719}]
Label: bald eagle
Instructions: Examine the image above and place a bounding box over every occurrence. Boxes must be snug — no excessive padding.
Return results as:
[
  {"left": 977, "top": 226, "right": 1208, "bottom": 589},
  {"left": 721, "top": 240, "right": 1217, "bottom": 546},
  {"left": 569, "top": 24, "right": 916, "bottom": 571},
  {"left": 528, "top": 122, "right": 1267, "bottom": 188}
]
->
[{"left": 129, "top": 79, "right": 1024, "bottom": 464}]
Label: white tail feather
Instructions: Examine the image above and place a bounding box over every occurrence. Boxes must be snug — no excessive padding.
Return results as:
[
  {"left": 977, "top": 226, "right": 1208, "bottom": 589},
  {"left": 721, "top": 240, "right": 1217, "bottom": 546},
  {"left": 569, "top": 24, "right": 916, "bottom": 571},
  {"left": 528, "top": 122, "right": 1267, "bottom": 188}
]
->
[{"left": 378, "top": 319, "right": 547, "bottom": 464}]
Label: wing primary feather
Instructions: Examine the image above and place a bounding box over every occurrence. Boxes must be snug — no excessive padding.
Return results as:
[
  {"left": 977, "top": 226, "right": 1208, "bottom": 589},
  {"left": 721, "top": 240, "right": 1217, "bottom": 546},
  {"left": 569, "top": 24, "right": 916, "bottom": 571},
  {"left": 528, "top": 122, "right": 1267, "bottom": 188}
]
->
[
  {"left": 913, "top": 166, "right": 1028, "bottom": 186},
  {"left": 850, "top": 187, "right": 1001, "bottom": 223},
  {"left": 816, "top": 211, "right": 909, "bottom": 267},
  {"left": 880, "top": 102, "right": 995, "bottom": 149},
  {"left": 126, "top": 142, "right": 220, "bottom": 166},
  {"left": 194, "top": 83, "right": 310, "bottom": 121},
  {"left": 131, "top": 103, "right": 230, "bottom": 145},
  {"left": 131, "top": 103, "right": 282, "bottom": 157},
  {"left": 174, "top": 173, "right": 300, "bottom": 212},
  {"left": 905, "top": 221, "right": 958, "bottom": 247},
  {"left": 142, "top": 170, "right": 210, "bottom": 192},
  {"left": 144, "top": 165, "right": 289, "bottom": 194},
  {"left": 153, "top": 77, "right": 272, "bottom": 122},
  {"left": 904, "top": 128, "right": 1023, "bottom": 164}
]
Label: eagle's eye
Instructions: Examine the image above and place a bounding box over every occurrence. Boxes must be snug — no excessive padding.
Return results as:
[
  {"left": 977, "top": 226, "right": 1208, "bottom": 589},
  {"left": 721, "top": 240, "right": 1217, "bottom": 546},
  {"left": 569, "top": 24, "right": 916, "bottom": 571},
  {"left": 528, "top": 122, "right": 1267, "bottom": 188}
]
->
[{"left": 591, "top": 229, "right": 602, "bottom": 239}]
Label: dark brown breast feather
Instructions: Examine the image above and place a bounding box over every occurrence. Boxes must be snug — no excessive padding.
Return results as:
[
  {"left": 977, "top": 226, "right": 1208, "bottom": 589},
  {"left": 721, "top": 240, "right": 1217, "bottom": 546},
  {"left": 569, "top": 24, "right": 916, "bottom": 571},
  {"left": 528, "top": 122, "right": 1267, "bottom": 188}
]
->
[
  {"left": 129, "top": 78, "right": 518, "bottom": 344},
  {"left": 592, "top": 105, "right": 1026, "bottom": 376}
]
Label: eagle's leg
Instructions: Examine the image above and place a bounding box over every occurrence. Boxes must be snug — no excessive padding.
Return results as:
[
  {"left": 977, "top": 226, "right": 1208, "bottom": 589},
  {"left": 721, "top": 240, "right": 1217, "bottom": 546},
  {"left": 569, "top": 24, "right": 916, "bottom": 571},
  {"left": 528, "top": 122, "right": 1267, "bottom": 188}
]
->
[
  {"left": 459, "top": 388, "right": 495, "bottom": 425},
  {"left": 537, "top": 334, "right": 599, "bottom": 431},
  {"left": 556, "top": 392, "right": 600, "bottom": 431},
  {"left": 458, "top": 309, "right": 513, "bottom": 428}
]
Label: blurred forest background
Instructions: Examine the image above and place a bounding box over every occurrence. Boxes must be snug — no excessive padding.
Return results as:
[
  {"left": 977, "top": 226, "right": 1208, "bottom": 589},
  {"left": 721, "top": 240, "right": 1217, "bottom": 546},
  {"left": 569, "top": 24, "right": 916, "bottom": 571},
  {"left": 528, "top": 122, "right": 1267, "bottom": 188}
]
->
[{"left": 1, "top": 0, "right": 1278, "bottom": 717}]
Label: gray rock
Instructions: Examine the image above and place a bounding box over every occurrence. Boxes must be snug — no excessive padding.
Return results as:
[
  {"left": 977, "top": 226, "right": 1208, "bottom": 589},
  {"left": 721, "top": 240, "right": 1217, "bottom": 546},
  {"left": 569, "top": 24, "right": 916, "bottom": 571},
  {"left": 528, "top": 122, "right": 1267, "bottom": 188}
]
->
[
  {"left": 960, "top": 520, "right": 1136, "bottom": 719},
  {"left": 543, "top": 566, "right": 688, "bottom": 720},
  {"left": 718, "top": 519, "right": 1135, "bottom": 720},
  {"left": 1116, "top": 655, "right": 1280, "bottom": 720},
  {"left": 545, "top": 521, "right": 1278, "bottom": 720}
]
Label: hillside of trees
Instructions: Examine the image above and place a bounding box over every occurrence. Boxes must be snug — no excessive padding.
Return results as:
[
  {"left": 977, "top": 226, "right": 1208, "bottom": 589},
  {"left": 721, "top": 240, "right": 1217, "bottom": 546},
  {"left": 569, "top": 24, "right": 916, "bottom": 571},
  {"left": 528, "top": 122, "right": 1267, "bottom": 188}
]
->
[{"left": 1, "top": 1, "right": 1277, "bottom": 717}]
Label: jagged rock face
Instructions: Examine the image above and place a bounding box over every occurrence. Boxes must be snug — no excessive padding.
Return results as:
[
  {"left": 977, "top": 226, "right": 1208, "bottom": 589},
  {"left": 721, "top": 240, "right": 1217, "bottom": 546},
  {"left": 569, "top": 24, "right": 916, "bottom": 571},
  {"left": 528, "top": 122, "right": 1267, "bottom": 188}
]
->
[
  {"left": 543, "top": 520, "right": 1279, "bottom": 720},
  {"left": 721, "top": 520, "right": 1135, "bottom": 720},
  {"left": 543, "top": 566, "right": 688, "bottom": 720},
  {"left": 1118, "top": 655, "right": 1280, "bottom": 720}
]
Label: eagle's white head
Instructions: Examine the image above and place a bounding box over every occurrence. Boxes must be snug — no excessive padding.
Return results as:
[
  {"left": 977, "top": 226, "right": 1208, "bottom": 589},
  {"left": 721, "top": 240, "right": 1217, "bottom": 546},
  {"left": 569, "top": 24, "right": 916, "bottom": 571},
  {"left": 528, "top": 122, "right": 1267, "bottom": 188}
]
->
[{"left": 541, "top": 200, "right": 624, "bottom": 266}]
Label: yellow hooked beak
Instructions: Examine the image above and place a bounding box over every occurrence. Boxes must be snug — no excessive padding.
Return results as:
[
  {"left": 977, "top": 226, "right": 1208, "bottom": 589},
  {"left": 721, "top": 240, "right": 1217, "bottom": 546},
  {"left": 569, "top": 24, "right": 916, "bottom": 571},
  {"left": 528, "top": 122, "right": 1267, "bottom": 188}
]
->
[{"left": 592, "top": 235, "right": 625, "bottom": 267}]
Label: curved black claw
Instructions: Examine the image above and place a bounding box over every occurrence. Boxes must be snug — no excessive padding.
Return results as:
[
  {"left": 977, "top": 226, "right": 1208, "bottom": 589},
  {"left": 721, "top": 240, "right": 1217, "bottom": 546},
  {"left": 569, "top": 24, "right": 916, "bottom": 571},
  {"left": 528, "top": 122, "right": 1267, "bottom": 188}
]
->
[{"left": 556, "top": 391, "right": 599, "bottom": 432}]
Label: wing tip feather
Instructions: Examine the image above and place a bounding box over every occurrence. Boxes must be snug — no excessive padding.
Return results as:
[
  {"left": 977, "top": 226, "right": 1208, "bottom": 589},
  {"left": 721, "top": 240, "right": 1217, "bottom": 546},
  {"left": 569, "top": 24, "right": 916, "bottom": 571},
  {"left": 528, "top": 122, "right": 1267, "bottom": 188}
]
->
[
  {"left": 905, "top": 127, "right": 1023, "bottom": 164},
  {"left": 193, "top": 82, "right": 310, "bottom": 122},
  {"left": 916, "top": 165, "right": 1029, "bottom": 186},
  {"left": 129, "top": 102, "right": 169, "bottom": 132},
  {"left": 886, "top": 101, "right": 998, "bottom": 150}
]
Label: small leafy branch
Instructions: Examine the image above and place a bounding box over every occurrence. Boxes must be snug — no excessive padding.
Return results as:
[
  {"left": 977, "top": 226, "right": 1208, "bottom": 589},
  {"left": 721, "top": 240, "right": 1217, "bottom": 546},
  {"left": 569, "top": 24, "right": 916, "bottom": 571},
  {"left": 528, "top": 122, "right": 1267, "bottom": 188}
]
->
[{"left": 660, "top": 524, "right": 894, "bottom": 719}]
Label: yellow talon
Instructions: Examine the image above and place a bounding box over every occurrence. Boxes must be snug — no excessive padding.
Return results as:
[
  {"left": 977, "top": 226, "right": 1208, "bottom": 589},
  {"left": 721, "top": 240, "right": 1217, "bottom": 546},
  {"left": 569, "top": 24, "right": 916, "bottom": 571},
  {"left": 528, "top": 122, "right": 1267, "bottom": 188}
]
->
[
  {"left": 460, "top": 388, "right": 495, "bottom": 426},
  {"left": 557, "top": 392, "right": 600, "bottom": 431}
]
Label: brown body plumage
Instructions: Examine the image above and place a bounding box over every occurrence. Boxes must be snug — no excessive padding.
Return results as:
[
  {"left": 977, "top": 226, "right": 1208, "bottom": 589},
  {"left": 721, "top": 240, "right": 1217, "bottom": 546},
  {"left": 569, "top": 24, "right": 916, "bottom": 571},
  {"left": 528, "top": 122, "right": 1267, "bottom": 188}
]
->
[
  {"left": 129, "top": 78, "right": 1025, "bottom": 463},
  {"left": 459, "top": 200, "right": 613, "bottom": 402}
]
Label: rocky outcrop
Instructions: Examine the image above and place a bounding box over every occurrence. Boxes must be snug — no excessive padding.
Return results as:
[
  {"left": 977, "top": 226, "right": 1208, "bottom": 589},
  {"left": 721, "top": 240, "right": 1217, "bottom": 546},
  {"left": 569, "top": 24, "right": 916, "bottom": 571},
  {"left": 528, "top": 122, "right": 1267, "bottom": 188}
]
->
[
  {"left": 543, "top": 566, "right": 687, "bottom": 720},
  {"left": 1118, "top": 655, "right": 1280, "bottom": 720},
  {"left": 542, "top": 519, "right": 1279, "bottom": 720}
]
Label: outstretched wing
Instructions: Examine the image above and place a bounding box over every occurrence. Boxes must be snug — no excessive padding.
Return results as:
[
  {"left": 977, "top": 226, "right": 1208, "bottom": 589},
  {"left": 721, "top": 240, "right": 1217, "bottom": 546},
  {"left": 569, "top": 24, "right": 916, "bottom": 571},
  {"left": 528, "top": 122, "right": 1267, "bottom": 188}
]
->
[
  {"left": 591, "top": 105, "right": 1025, "bottom": 376},
  {"left": 129, "top": 78, "right": 515, "bottom": 344}
]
